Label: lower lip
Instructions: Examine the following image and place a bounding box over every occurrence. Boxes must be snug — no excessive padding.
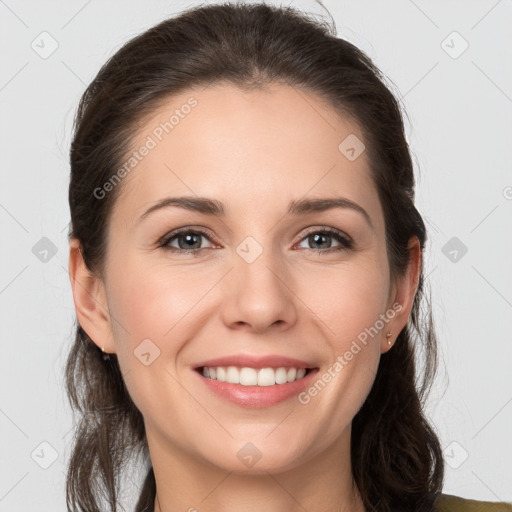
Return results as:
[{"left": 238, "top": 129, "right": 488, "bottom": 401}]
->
[{"left": 194, "top": 368, "right": 319, "bottom": 408}]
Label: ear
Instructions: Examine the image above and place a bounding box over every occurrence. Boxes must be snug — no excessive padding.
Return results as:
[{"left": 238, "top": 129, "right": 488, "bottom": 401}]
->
[
  {"left": 381, "top": 236, "right": 422, "bottom": 354},
  {"left": 68, "top": 237, "right": 116, "bottom": 354}
]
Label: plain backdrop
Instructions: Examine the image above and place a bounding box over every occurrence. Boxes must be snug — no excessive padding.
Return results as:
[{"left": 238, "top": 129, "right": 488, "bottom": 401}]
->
[{"left": 0, "top": 0, "right": 511, "bottom": 510}]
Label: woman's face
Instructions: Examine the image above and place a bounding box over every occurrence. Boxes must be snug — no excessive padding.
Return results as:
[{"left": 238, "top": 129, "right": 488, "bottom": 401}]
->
[{"left": 72, "top": 82, "right": 418, "bottom": 474}]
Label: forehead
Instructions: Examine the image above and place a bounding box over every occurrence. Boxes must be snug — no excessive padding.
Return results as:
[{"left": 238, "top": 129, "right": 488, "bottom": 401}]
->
[{"left": 112, "top": 82, "right": 383, "bottom": 230}]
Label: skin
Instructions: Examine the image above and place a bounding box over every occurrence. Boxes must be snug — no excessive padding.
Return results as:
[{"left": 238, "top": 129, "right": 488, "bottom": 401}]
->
[{"left": 68, "top": 82, "right": 421, "bottom": 512}]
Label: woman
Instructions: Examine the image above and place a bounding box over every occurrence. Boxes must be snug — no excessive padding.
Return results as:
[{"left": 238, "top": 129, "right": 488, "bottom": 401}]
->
[{"left": 65, "top": 2, "right": 512, "bottom": 511}]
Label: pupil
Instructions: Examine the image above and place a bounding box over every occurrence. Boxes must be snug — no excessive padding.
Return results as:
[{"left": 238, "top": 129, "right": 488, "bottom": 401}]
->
[
  {"left": 180, "top": 233, "right": 200, "bottom": 249},
  {"left": 311, "top": 233, "right": 330, "bottom": 249}
]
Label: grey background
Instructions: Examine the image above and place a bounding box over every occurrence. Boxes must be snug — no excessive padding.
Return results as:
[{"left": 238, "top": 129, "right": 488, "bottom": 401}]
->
[{"left": 0, "top": 0, "right": 511, "bottom": 510}]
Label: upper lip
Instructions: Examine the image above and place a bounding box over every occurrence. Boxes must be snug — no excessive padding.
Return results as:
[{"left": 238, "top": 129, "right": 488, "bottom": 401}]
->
[{"left": 193, "top": 354, "right": 317, "bottom": 370}]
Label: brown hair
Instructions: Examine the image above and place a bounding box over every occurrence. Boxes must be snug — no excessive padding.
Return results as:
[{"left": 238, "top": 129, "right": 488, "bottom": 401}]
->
[{"left": 65, "top": 2, "right": 444, "bottom": 511}]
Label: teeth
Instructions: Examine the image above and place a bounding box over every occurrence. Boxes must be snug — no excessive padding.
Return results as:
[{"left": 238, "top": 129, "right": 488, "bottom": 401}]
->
[{"left": 201, "top": 366, "right": 307, "bottom": 386}]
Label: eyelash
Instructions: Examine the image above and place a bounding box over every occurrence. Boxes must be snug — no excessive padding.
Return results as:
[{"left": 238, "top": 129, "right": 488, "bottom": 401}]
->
[{"left": 157, "top": 226, "right": 353, "bottom": 256}]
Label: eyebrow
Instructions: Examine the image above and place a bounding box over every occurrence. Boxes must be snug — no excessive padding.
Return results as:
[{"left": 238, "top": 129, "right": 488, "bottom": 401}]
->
[{"left": 138, "top": 195, "right": 373, "bottom": 229}]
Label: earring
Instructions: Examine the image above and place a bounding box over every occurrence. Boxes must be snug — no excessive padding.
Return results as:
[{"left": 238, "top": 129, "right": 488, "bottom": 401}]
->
[
  {"left": 101, "top": 346, "right": 110, "bottom": 361},
  {"left": 386, "top": 332, "right": 392, "bottom": 346}
]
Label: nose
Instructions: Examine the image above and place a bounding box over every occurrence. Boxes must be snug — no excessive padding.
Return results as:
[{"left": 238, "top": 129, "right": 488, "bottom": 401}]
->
[{"left": 220, "top": 246, "right": 299, "bottom": 334}]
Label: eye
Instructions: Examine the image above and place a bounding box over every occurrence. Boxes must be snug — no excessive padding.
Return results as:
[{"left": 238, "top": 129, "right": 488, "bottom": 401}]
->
[
  {"left": 296, "top": 227, "right": 353, "bottom": 253},
  {"left": 159, "top": 227, "right": 216, "bottom": 255},
  {"left": 158, "top": 226, "right": 353, "bottom": 256}
]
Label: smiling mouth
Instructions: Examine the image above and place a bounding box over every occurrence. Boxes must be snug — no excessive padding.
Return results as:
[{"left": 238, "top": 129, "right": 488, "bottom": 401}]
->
[{"left": 195, "top": 366, "right": 315, "bottom": 386}]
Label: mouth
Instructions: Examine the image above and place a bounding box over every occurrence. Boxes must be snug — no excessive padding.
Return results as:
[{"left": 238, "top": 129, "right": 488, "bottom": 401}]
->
[
  {"left": 193, "top": 365, "right": 320, "bottom": 408},
  {"left": 194, "top": 365, "right": 316, "bottom": 386}
]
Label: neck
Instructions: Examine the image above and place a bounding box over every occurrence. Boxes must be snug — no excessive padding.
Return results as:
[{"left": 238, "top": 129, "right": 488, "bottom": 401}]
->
[{"left": 148, "top": 423, "right": 365, "bottom": 512}]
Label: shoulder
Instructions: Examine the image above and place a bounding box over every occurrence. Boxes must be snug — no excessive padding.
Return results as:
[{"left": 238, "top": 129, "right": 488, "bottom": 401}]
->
[{"left": 433, "top": 493, "right": 512, "bottom": 511}]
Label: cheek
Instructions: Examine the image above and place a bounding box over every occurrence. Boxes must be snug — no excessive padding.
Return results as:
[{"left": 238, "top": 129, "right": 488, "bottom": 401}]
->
[
  {"left": 104, "top": 257, "right": 225, "bottom": 410},
  {"left": 294, "top": 259, "right": 388, "bottom": 405},
  {"left": 297, "top": 257, "right": 390, "bottom": 346},
  {"left": 104, "top": 262, "right": 210, "bottom": 424},
  {"left": 107, "top": 258, "right": 216, "bottom": 343}
]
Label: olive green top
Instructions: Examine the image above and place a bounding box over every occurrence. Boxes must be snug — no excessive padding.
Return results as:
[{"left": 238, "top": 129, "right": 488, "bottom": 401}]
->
[{"left": 434, "top": 493, "right": 512, "bottom": 511}]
